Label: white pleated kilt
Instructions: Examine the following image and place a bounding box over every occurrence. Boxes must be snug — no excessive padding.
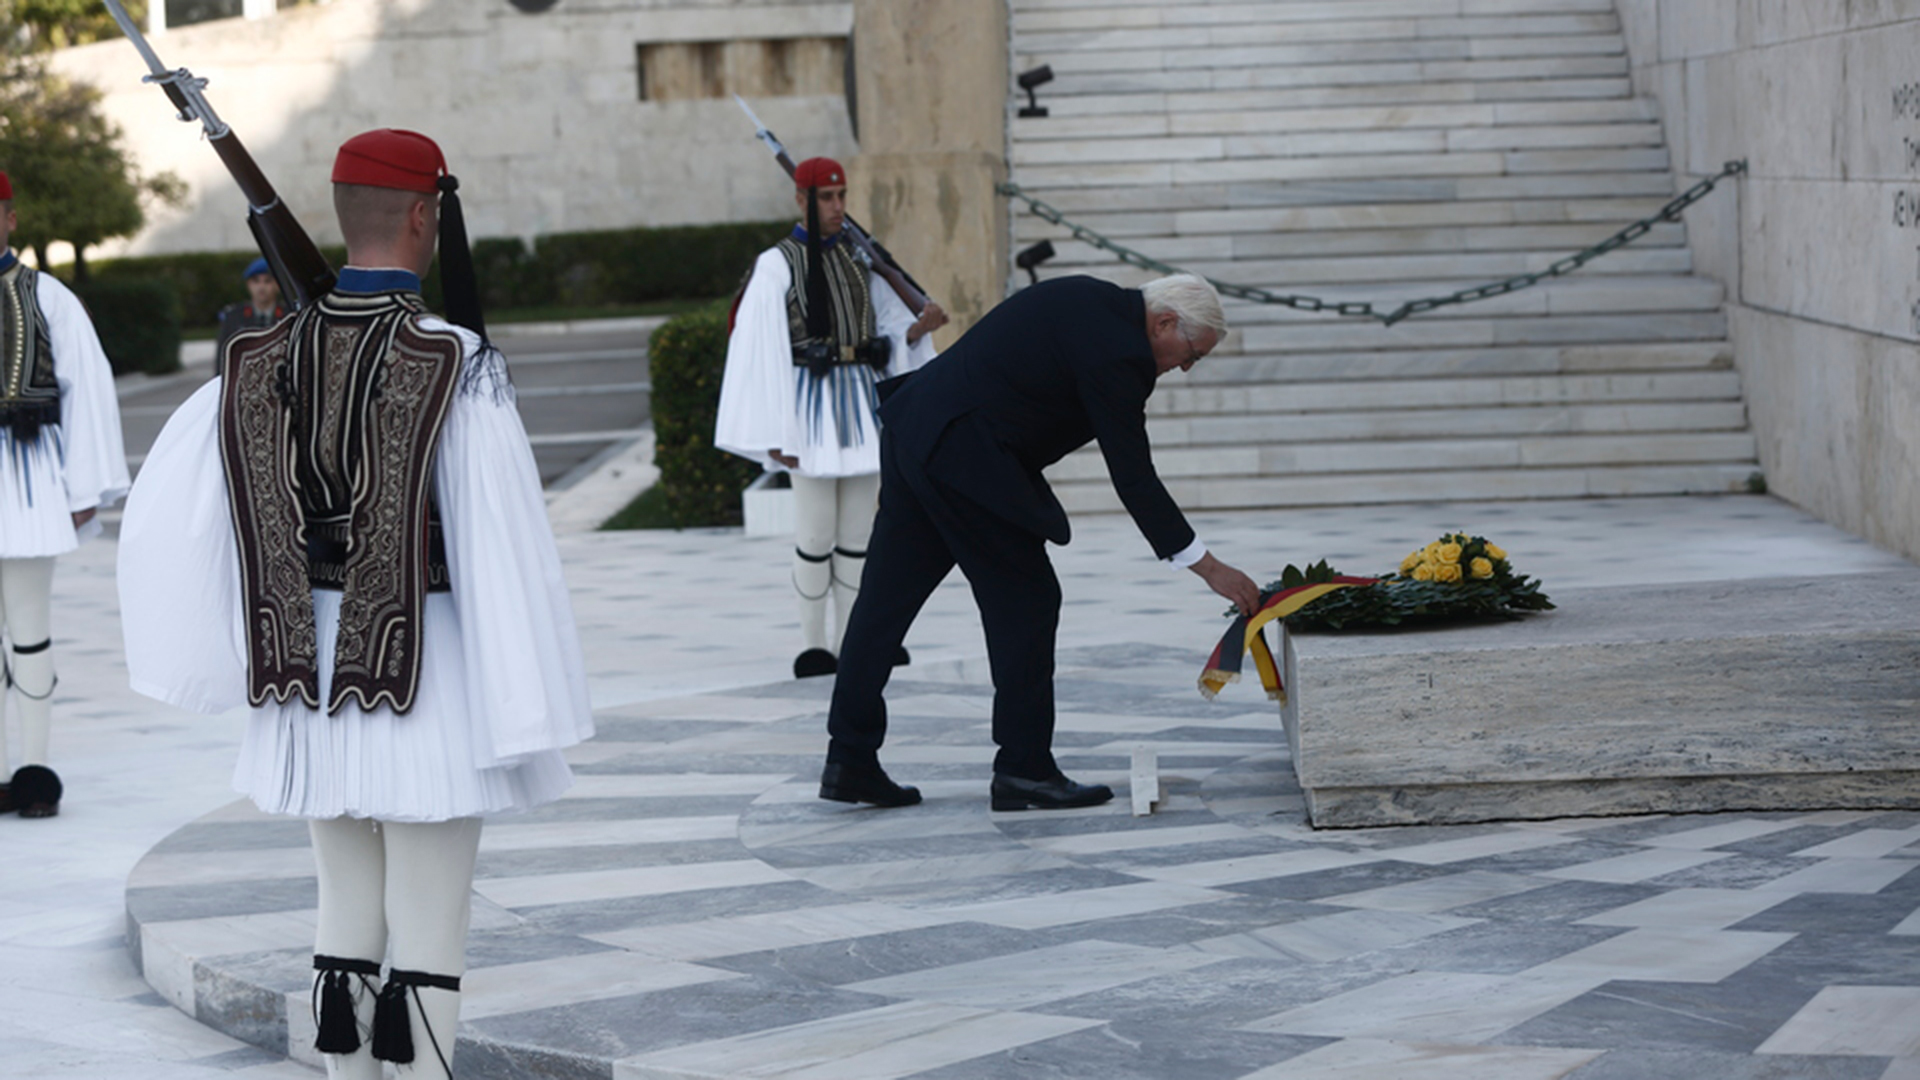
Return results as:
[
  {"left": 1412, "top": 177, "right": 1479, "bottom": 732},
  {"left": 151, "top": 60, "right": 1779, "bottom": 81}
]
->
[
  {"left": 0, "top": 431, "right": 80, "bottom": 558},
  {"left": 234, "top": 589, "right": 574, "bottom": 822}
]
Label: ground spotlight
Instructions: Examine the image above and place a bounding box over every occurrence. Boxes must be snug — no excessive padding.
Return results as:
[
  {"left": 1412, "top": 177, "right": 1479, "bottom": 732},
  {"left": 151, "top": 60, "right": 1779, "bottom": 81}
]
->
[
  {"left": 1017, "top": 64, "right": 1053, "bottom": 118},
  {"left": 1015, "top": 239, "right": 1056, "bottom": 285}
]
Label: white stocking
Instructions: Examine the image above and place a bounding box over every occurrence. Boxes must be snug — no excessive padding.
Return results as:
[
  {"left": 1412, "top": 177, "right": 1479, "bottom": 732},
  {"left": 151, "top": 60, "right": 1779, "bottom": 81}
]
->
[
  {"left": 829, "top": 473, "right": 880, "bottom": 652},
  {"left": 309, "top": 817, "right": 387, "bottom": 1080},
  {"left": 382, "top": 817, "right": 482, "bottom": 1079},
  {"left": 791, "top": 474, "right": 837, "bottom": 653},
  {"left": 0, "top": 558, "right": 56, "bottom": 769}
]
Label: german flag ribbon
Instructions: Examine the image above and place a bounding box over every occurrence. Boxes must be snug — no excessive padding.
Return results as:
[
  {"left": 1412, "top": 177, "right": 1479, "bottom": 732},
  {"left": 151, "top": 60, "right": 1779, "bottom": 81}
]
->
[{"left": 1198, "top": 577, "right": 1378, "bottom": 701}]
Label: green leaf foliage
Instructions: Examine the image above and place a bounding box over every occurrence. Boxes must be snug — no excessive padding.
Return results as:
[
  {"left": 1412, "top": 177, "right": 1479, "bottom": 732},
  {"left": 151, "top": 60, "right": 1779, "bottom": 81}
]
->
[
  {"left": 72, "top": 277, "right": 181, "bottom": 375},
  {"left": 643, "top": 302, "right": 758, "bottom": 529},
  {"left": 0, "top": 37, "right": 183, "bottom": 275},
  {"left": 78, "top": 223, "right": 789, "bottom": 331}
]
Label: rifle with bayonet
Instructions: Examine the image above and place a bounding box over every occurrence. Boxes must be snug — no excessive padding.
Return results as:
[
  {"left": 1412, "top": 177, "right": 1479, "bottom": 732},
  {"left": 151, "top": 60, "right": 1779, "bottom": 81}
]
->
[
  {"left": 733, "top": 95, "right": 931, "bottom": 316},
  {"left": 102, "top": 0, "right": 335, "bottom": 309}
]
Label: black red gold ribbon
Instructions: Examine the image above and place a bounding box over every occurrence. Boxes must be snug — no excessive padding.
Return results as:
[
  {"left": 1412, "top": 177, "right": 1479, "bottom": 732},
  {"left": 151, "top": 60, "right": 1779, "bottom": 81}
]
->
[{"left": 1198, "top": 578, "right": 1377, "bottom": 701}]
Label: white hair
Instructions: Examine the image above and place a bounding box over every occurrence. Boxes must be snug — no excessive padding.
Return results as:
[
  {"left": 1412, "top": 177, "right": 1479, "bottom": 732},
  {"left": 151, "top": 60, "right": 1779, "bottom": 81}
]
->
[{"left": 1141, "top": 273, "right": 1228, "bottom": 341}]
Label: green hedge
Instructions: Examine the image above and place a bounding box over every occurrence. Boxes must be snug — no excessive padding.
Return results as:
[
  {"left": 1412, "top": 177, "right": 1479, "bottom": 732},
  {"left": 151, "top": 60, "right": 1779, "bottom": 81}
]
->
[
  {"left": 642, "top": 301, "right": 759, "bottom": 529},
  {"left": 72, "top": 279, "right": 182, "bottom": 375},
  {"left": 84, "top": 221, "right": 787, "bottom": 330}
]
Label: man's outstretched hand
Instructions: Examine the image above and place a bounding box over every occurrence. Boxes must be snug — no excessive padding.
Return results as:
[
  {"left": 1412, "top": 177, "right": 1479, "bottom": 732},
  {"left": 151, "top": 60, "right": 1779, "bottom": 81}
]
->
[{"left": 1191, "top": 552, "right": 1259, "bottom": 617}]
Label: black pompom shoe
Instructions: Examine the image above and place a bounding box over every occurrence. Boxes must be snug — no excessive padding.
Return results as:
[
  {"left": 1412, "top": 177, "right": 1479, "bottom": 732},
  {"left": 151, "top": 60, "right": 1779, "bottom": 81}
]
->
[
  {"left": 793, "top": 648, "right": 838, "bottom": 678},
  {"left": 11, "top": 765, "right": 61, "bottom": 818}
]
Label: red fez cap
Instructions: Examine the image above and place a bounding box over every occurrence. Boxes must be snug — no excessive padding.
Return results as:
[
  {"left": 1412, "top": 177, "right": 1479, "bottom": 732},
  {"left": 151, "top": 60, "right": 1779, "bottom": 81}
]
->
[
  {"left": 0, "top": 172, "right": 12, "bottom": 200},
  {"left": 794, "top": 157, "right": 846, "bottom": 190},
  {"left": 331, "top": 129, "right": 447, "bottom": 194}
]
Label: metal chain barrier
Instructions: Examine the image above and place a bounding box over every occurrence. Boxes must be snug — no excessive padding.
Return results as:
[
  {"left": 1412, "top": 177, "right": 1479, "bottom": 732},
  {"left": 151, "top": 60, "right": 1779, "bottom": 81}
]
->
[{"left": 998, "top": 159, "right": 1747, "bottom": 326}]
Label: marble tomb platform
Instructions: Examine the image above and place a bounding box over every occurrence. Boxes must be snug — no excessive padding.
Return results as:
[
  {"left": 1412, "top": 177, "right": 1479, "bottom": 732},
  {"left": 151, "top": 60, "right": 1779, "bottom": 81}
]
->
[{"left": 1280, "top": 571, "right": 1920, "bottom": 828}]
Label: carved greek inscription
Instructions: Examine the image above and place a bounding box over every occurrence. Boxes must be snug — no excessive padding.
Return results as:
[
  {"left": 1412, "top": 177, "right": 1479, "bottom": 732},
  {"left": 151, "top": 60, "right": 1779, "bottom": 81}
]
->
[
  {"left": 1895, "top": 83, "right": 1920, "bottom": 119},
  {"left": 1894, "top": 190, "right": 1920, "bottom": 228},
  {"left": 1895, "top": 86, "right": 1920, "bottom": 334}
]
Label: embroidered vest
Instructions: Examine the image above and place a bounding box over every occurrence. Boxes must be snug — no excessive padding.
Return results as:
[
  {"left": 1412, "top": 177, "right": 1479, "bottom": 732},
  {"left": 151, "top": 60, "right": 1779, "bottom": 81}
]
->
[
  {"left": 777, "top": 235, "right": 879, "bottom": 361},
  {"left": 219, "top": 290, "right": 461, "bottom": 715},
  {"left": 0, "top": 263, "right": 61, "bottom": 443}
]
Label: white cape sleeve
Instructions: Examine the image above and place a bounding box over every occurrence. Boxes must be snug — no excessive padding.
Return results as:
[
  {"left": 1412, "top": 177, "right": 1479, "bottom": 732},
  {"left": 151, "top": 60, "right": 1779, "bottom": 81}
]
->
[
  {"left": 39, "top": 274, "right": 131, "bottom": 528},
  {"left": 117, "top": 378, "right": 249, "bottom": 714},
  {"left": 872, "top": 269, "right": 938, "bottom": 377},
  {"left": 428, "top": 328, "right": 595, "bottom": 766},
  {"left": 713, "top": 249, "right": 798, "bottom": 467}
]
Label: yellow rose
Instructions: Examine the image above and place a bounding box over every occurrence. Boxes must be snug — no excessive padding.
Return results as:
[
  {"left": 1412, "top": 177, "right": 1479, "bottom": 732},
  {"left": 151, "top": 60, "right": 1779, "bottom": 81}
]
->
[
  {"left": 1486, "top": 542, "right": 1507, "bottom": 561},
  {"left": 1470, "top": 557, "right": 1494, "bottom": 579},
  {"left": 1400, "top": 551, "right": 1422, "bottom": 573},
  {"left": 1435, "top": 562, "right": 1464, "bottom": 583},
  {"left": 1437, "top": 542, "right": 1463, "bottom": 565},
  {"left": 1411, "top": 562, "right": 1436, "bottom": 582},
  {"left": 1422, "top": 541, "right": 1441, "bottom": 558}
]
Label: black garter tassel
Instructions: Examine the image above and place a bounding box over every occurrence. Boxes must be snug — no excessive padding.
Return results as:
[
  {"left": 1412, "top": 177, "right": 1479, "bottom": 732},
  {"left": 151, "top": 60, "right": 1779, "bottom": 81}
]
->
[
  {"left": 311, "top": 955, "right": 380, "bottom": 1054},
  {"left": 372, "top": 968, "right": 462, "bottom": 1067}
]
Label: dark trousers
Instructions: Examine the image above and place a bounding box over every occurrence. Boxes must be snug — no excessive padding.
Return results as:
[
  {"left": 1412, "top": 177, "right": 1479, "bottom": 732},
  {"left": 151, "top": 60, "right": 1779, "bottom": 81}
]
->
[{"left": 826, "top": 435, "right": 1063, "bottom": 781}]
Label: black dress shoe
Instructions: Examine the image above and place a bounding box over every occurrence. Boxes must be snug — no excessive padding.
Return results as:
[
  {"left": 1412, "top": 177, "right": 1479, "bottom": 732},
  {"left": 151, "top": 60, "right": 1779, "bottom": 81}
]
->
[
  {"left": 990, "top": 772, "right": 1114, "bottom": 812},
  {"left": 0, "top": 784, "right": 13, "bottom": 814},
  {"left": 819, "top": 761, "right": 922, "bottom": 807},
  {"left": 794, "top": 648, "right": 838, "bottom": 678}
]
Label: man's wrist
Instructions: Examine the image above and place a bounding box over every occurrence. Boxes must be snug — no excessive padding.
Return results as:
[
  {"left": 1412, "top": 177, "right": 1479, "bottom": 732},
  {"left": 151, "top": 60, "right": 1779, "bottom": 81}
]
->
[{"left": 1167, "top": 537, "right": 1208, "bottom": 570}]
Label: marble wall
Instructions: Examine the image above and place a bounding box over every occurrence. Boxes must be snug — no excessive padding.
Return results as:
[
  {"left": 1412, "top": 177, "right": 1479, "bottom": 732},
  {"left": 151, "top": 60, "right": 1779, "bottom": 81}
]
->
[
  {"left": 1615, "top": 1, "right": 1920, "bottom": 560},
  {"left": 48, "top": 0, "right": 859, "bottom": 257}
]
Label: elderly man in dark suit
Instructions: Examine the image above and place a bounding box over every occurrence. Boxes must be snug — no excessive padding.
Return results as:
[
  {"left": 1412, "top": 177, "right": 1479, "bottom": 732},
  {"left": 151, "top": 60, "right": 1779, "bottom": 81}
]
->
[{"left": 820, "top": 272, "right": 1260, "bottom": 811}]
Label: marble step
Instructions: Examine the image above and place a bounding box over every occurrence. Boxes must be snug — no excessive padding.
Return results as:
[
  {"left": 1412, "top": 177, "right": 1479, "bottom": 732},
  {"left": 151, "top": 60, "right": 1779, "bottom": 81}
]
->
[
  {"left": 1148, "top": 400, "right": 1750, "bottom": 447},
  {"left": 1181, "top": 342, "right": 1732, "bottom": 384},
  {"left": 1038, "top": 82, "right": 1645, "bottom": 117},
  {"left": 1010, "top": 124, "right": 1663, "bottom": 166},
  {"left": 1225, "top": 311, "right": 1727, "bottom": 353},
  {"left": 1017, "top": 174, "right": 1681, "bottom": 214},
  {"left": 1145, "top": 370, "right": 1744, "bottom": 418},
  {"left": 1040, "top": 59, "right": 1629, "bottom": 97},
  {"left": 1024, "top": 222, "right": 1688, "bottom": 262},
  {"left": 1020, "top": 274, "right": 1723, "bottom": 330},
  {"left": 1040, "top": 245, "right": 1694, "bottom": 285},
  {"left": 1050, "top": 462, "right": 1761, "bottom": 512},
  {"left": 1011, "top": 197, "right": 1677, "bottom": 241},
  {"left": 1206, "top": 276, "right": 1725, "bottom": 321},
  {"left": 1030, "top": 36, "right": 1624, "bottom": 79},
  {"left": 1014, "top": 0, "right": 1618, "bottom": 31},
  {"left": 1016, "top": 13, "right": 1620, "bottom": 53},
  {"left": 1013, "top": 147, "right": 1671, "bottom": 190},
  {"left": 1019, "top": 98, "right": 1657, "bottom": 135},
  {"left": 1015, "top": 210, "right": 1683, "bottom": 248},
  {"left": 1047, "top": 432, "right": 1759, "bottom": 483},
  {"left": 1052, "top": 55, "right": 1632, "bottom": 97}
]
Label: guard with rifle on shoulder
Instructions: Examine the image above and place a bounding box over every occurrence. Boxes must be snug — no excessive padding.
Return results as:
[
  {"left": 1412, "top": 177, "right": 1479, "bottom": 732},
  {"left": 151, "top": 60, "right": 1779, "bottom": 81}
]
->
[
  {"left": 102, "top": 7, "right": 594, "bottom": 1075},
  {"left": 716, "top": 153, "right": 948, "bottom": 679}
]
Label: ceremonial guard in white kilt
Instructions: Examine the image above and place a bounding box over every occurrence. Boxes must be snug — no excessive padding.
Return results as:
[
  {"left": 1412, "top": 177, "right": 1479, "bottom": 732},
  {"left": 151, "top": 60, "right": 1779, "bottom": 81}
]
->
[
  {"left": 716, "top": 157, "right": 946, "bottom": 678},
  {"left": 0, "top": 171, "right": 131, "bottom": 819},
  {"left": 119, "top": 131, "right": 593, "bottom": 1079}
]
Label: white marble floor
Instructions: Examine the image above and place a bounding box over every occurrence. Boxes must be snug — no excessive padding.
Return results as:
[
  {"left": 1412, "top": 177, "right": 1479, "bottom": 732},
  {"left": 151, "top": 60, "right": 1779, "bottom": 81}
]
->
[{"left": 4, "top": 493, "right": 1917, "bottom": 1078}]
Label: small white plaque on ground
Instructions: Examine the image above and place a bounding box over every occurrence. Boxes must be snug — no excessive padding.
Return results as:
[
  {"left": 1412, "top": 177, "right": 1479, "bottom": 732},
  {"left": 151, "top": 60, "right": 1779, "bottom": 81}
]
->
[{"left": 1131, "top": 746, "right": 1159, "bottom": 815}]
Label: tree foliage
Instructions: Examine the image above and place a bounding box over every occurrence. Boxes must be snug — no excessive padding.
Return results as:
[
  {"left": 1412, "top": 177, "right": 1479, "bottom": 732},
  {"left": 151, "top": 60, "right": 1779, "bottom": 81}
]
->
[
  {"left": 9, "top": 0, "right": 145, "bottom": 51},
  {"left": 0, "top": 4, "right": 183, "bottom": 278}
]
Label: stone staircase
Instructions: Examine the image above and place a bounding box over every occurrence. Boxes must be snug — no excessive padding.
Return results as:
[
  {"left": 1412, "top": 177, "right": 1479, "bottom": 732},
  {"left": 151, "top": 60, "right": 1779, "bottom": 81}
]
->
[{"left": 1008, "top": 0, "right": 1759, "bottom": 512}]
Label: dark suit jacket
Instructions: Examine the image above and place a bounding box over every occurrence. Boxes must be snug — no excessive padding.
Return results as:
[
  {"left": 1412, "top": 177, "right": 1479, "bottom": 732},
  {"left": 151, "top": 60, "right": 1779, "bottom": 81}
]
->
[{"left": 879, "top": 275, "right": 1195, "bottom": 559}]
